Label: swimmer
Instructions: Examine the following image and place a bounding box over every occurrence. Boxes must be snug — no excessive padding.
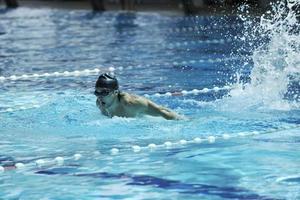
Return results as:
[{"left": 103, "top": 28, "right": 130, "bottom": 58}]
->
[{"left": 94, "top": 73, "right": 182, "bottom": 120}]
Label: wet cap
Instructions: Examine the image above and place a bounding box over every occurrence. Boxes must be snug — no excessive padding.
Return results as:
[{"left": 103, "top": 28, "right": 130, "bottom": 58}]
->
[{"left": 95, "top": 73, "right": 119, "bottom": 90}]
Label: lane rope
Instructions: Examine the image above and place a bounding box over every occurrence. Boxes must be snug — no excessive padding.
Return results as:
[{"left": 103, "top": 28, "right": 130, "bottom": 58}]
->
[
  {"left": 115, "top": 24, "right": 243, "bottom": 35},
  {"left": 0, "top": 56, "right": 242, "bottom": 113},
  {"left": 1, "top": 125, "right": 299, "bottom": 173},
  {"left": 0, "top": 85, "right": 232, "bottom": 113},
  {"left": 0, "top": 56, "right": 243, "bottom": 82},
  {"left": 0, "top": 67, "right": 114, "bottom": 82},
  {"left": 111, "top": 38, "right": 233, "bottom": 51}
]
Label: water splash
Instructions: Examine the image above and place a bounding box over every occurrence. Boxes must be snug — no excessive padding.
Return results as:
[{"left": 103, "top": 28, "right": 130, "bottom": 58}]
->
[{"left": 226, "top": 1, "right": 300, "bottom": 111}]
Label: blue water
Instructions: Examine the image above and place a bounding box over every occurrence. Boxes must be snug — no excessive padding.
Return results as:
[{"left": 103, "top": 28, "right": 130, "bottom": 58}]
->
[{"left": 0, "top": 7, "right": 300, "bottom": 200}]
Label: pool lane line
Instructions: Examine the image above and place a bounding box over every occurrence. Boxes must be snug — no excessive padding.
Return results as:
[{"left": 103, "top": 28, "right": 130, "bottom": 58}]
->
[
  {"left": 144, "top": 85, "right": 232, "bottom": 98},
  {"left": 113, "top": 16, "right": 215, "bottom": 25},
  {"left": 109, "top": 124, "right": 300, "bottom": 154},
  {"left": 1, "top": 125, "right": 299, "bottom": 173},
  {"left": 114, "top": 24, "right": 243, "bottom": 36},
  {"left": 0, "top": 85, "right": 232, "bottom": 113},
  {"left": 109, "top": 17, "right": 220, "bottom": 25},
  {"left": 110, "top": 16, "right": 242, "bottom": 27},
  {"left": 0, "top": 56, "right": 244, "bottom": 83},
  {"left": 0, "top": 152, "right": 87, "bottom": 173},
  {"left": 0, "top": 67, "right": 115, "bottom": 82},
  {"left": 111, "top": 38, "right": 233, "bottom": 51}
]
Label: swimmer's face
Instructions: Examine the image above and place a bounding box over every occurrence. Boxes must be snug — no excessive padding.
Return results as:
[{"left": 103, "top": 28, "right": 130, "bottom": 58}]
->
[{"left": 94, "top": 87, "right": 114, "bottom": 98}]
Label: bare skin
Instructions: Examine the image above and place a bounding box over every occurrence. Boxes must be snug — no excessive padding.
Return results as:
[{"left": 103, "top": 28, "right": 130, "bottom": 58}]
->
[{"left": 96, "top": 89, "right": 182, "bottom": 120}]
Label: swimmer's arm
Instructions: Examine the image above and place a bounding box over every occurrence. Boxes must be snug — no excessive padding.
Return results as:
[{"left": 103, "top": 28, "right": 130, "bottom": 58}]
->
[{"left": 146, "top": 100, "right": 181, "bottom": 120}]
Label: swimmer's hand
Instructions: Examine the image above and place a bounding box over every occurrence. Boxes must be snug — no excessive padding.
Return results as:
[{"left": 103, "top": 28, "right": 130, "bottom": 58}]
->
[{"left": 175, "top": 114, "right": 188, "bottom": 120}]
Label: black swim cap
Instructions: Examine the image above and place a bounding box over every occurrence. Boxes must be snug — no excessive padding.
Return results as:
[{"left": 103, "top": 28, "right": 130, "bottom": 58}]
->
[{"left": 95, "top": 73, "right": 119, "bottom": 90}]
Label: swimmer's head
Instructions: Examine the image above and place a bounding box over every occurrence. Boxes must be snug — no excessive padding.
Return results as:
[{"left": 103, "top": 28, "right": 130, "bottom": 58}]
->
[
  {"left": 95, "top": 73, "right": 119, "bottom": 90},
  {"left": 95, "top": 73, "right": 119, "bottom": 97}
]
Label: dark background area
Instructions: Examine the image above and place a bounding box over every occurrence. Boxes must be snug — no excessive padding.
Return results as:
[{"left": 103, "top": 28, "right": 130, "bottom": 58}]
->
[{"left": 0, "top": 0, "right": 277, "bottom": 15}]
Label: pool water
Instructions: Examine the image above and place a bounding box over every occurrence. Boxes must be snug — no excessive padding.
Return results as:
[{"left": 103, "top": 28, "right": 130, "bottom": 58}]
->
[{"left": 0, "top": 2, "right": 300, "bottom": 200}]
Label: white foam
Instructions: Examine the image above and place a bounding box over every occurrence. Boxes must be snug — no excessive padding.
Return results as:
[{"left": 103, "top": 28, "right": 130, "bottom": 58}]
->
[{"left": 225, "top": 1, "right": 300, "bottom": 111}]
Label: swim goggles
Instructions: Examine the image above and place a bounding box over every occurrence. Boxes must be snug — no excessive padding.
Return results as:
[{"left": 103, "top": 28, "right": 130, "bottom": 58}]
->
[{"left": 94, "top": 89, "right": 111, "bottom": 97}]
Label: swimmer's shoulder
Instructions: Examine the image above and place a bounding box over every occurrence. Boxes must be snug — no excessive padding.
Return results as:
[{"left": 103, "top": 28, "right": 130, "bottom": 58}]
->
[{"left": 119, "top": 92, "right": 148, "bottom": 106}]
